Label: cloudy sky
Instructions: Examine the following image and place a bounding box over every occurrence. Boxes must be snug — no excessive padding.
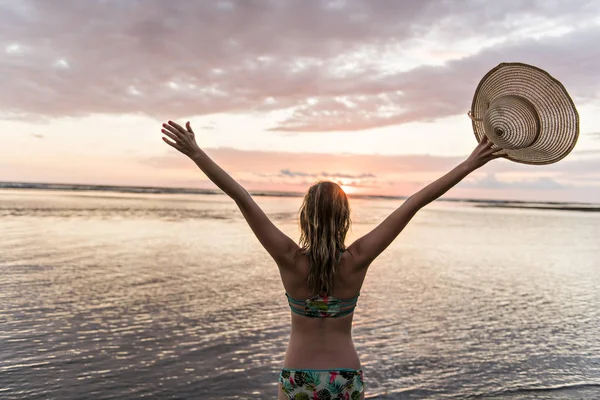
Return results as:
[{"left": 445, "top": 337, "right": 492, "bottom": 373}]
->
[{"left": 2, "top": 0, "right": 600, "bottom": 202}]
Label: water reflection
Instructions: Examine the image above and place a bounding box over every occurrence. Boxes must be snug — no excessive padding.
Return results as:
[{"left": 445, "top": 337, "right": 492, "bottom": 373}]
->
[{"left": 0, "top": 190, "right": 599, "bottom": 399}]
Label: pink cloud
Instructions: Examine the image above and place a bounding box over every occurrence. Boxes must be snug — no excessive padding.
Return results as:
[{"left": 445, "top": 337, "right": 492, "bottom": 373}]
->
[
  {"left": 141, "top": 147, "right": 600, "bottom": 202},
  {"left": 143, "top": 147, "right": 463, "bottom": 175}
]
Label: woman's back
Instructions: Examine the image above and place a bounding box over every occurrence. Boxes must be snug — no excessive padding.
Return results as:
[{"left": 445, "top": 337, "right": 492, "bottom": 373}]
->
[{"left": 280, "top": 248, "right": 367, "bottom": 369}]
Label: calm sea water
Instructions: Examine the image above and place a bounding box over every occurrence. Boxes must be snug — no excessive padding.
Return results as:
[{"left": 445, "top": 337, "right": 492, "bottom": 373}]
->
[{"left": 0, "top": 189, "right": 599, "bottom": 399}]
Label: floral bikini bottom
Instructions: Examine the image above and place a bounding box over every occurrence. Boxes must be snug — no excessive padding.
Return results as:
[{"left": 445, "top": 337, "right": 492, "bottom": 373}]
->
[{"left": 279, "top": 368, "right": 364, "bottom": 400}]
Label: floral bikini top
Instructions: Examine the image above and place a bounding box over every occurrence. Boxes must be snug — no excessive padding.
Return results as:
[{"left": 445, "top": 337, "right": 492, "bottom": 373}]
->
[
  {"left": 285, "top": 293, "right": 360, "bottom": 318},
  {"left": 285, "top": 248, "right": 360, "bottom": 318}
]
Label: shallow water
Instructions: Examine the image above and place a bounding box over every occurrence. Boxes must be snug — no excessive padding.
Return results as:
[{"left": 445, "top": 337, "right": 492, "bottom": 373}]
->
[{"left": 0, "top": 189, "right": 599, "bottom": 399}]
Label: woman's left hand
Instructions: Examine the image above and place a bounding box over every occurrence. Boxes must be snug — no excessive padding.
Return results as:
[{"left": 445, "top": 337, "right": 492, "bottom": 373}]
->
[
  {"left": 464, "top": 135, "right": 507, "bottom": 170},
  {"left": 161, "top": 121, "right": 201, "bottom": 158}
]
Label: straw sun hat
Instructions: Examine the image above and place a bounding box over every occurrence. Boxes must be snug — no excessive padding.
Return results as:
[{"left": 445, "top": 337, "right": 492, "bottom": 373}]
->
[{"left": 469, "top": 62, "right": 579, "bottom": 165}]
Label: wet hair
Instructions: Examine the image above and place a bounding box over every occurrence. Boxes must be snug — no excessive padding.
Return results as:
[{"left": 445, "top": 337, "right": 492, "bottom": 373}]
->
[{"left": 298, "top": 181, "right": 351, "bottom": 295}]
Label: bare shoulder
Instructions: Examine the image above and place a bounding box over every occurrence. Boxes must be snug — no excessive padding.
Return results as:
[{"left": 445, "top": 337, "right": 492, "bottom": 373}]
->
[
  {"left": 278, "top": 246, "right": 303, "bottom": 271},
  {"left": 344, "top": 244, "right": 371, "bottom": 270},
  {"left": 277, "top": 248, "right": 311, "bottom": 294},
  {"left": 336, "top": 248, "right": 369, "bottom": 295},
  {"left": 338, "top": 246, "right": 372, "bottom": 278}
]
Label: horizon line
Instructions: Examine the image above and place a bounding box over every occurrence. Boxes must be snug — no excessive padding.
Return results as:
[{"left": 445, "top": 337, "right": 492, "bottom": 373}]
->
[{"left": 0, "top": 180, "right": 597, "bottom": 206}]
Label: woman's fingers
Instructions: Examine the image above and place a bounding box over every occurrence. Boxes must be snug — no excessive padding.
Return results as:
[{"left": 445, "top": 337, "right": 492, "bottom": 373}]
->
[
  {"left": 161, "top": 129, "right": 179, "bottom": 143},
  {"left": 162, "top": 123, "right": 185, "bottom": 139},
  {"left": 482, "top": 145, "right": 501, "bottom": 157},
  {"left": 476, "top": 137, "right": 493, "bottom": 153},
  {"left": 168, "top": 121, "right": 188, "bottom": 135},
  {"left": 483, "top": 138, "right": 496, "bottom": 150},
  {"left": 162, "top": 136, "right": 178, "bottom": 147},
  {"left": 481, "top": 151, "right": 508, "bottom": 163}
]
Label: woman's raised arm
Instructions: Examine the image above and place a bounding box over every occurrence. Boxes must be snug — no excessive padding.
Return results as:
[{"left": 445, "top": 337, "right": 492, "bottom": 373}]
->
[
  {"left": 347, "top": 135, "right": 505, "bottom": 269},
  {"left": 161, "top": 121, "right": 299, "bottom": 267}
]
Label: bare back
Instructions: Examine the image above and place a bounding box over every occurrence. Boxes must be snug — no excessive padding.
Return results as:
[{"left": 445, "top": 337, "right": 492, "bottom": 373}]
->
[{"left": 279, "top": 248, "right": 368, "bottom": 369}]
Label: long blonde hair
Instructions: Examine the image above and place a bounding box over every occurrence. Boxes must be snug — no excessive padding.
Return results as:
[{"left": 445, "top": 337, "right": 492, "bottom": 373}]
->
[{"left": 298, "top": 181, "right": 351, "bottom": 296}]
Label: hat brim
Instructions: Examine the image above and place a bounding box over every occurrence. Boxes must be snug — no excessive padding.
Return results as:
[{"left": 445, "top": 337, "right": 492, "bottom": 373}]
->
[{"left": 470, "top": 62, "right": 579, "bottom": 165}]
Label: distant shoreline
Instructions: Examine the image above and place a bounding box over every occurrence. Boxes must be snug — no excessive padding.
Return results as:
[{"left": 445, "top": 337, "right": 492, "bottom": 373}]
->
[
  {"left": 475, "top": 204, "right": 600, "bottom": 212},
  {"left": 1, "top": 181, "right": 598, "bottom": 210},
  {"left": 0, "top": 181, "right": 308, "bottom": 198}
]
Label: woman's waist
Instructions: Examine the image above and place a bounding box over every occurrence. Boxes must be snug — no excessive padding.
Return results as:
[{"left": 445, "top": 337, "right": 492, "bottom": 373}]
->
[
  {"left": 289, "top": 324, "right": 354, "bottom": 347},
  {"left": 284, "top": 334, "right": 360, "bottom": 370},
  {"left": 289, "top": 331, "right": 354, "bottom": 346}
]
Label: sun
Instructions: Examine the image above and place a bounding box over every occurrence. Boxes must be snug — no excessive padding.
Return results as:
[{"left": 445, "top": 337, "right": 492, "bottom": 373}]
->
[{"left": 340, "top": 185, "right": 357, "bottom": 194}]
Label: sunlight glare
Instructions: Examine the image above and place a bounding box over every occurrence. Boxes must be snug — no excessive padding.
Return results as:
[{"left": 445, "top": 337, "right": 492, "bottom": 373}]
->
[{"left": 340, "top": 185, "right": 357, "bottom": 194}]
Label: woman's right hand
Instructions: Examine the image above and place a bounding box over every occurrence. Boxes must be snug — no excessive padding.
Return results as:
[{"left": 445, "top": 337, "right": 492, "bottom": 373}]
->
[
  {"left": 161, "top": 120, "right": 202, "bottom": 158},
  {"left": 464, "top": 135, "right": 506, "bottom": 170}
]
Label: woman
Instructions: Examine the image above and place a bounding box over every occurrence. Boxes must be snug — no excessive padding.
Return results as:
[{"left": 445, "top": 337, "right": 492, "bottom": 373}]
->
[{"left": 160, "top": 120, "right": 505, "bottom": 399}]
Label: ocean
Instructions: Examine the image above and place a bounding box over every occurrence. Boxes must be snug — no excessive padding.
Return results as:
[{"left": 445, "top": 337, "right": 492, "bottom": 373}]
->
[{"left": 1, "top": 186, "right": 599, "bottom": 399}]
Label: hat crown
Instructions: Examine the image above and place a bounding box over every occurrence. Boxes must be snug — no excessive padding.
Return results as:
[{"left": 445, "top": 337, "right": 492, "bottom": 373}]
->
[{"left": 483, "top": 95, "right": 540, "bottom": 150}]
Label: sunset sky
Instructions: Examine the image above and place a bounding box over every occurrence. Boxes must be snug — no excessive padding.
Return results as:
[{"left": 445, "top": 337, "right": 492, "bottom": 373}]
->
[{"left": 1, "top": 0, "right": 600, "bottom": 202}]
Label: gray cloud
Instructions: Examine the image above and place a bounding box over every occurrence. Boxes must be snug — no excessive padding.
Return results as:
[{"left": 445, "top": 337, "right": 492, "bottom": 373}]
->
[
  {"left": 273, "top": 26, "right": 600, "bottom": 131},
  {"left": 280, "top": 169, "right": 315, "bottom": 178},
  {"left": 1, "top": 0, "right": 599, "bottom": 130},
  {"left": 279, "top": 168, "right": 375, "bottom": 179},
  {"left": 323, "top": 171, "right": 375, "bottom": 179},
  {"left": 279, "top": 169, "right": 317, "bottom": 177},
  {"left": 30, "top": 133, "right": 44, "bottom": 139}
]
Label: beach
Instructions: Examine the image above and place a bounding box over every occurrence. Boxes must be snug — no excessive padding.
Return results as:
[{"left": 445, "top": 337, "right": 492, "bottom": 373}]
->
[{"left": 1, "top": 188, "right": 599, "bottom": 399}]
